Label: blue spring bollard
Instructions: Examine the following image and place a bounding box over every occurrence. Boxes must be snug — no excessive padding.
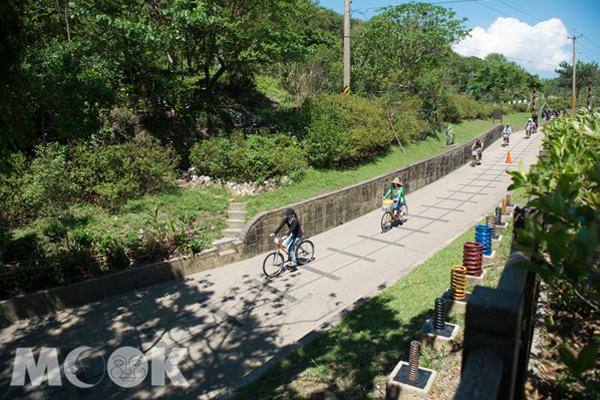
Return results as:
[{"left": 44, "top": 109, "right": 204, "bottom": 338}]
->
[{"left": 475, "top": 224, "right": 492, "bottom": 255}]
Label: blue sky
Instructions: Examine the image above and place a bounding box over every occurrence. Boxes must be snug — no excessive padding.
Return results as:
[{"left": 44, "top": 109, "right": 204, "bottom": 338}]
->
[{"left": 315, "top": 0, "right": 600, "bottom": 79}]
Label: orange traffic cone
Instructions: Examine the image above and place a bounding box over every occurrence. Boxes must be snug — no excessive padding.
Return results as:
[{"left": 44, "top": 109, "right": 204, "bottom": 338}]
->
[{"left": 506, "top": 151, "right": 512, "bottom": 163}]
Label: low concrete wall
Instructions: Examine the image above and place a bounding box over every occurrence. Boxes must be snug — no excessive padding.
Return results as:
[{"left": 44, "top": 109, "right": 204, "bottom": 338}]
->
[
  {"left": 0, "top": 124, "right": 505, "bottom": 325},
  {"left": 236, "top": 123, "right": 505, "bottom": 258}
]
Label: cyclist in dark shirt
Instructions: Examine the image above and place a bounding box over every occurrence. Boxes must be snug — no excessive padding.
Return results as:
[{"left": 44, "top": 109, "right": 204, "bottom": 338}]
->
[
  {"left": 270, "top": 208, "right": 303, "bottom": 267},
  {"left": 471, "top": 137, "right": 484, "bottom": 164}
]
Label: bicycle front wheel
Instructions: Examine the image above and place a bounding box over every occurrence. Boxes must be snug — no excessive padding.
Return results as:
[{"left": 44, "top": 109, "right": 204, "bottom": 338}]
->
[
  {"left": 400, "top": 204, "right": 408, "bottom": 223},
  {"left": 263, "top": 252, "right": 284, "bottom": 278},
  {"left": 381, "top": 211, "right": 394, "bottom": 232},
  {"left": 296, "top": 240, "right": 314, "bottom": 265}
]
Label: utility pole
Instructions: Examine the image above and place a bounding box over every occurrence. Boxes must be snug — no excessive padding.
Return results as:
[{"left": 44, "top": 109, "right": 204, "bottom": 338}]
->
[
  {"left": 343, "top": 0, "right": 351, "bottom": 94},
  {"left": 567, "top": 30, "right": 583, "bottom": 109}
]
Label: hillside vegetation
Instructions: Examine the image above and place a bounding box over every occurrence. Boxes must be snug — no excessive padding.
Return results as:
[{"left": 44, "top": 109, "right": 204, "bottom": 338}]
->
[{"left": 0, "top": 0, "right": 556, "bottom": 297}]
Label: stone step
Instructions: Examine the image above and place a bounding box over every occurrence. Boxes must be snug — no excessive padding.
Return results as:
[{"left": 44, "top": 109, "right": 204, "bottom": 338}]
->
[
  {"left": 218, "top": 249, "right": 237, "bottom": 258},
  {"left": 228, "top": 210, "right": 247, "bottom": 220},
  {"left": 228, "top": 202, "right": 247, "bottom": 211},
  {"left": 212, "top": 237, "right": 236, "bottom": 251},
  {"left": 226, "top": 219, "right": 245, "bottom": 230},
  {"left": 222, "top": 229, "right": 243, "bottom": 238}
]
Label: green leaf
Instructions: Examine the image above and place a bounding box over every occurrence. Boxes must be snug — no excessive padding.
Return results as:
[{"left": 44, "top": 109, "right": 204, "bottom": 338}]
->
[{"left": 559, "top": 347, "right": 577, "bottom": 372}]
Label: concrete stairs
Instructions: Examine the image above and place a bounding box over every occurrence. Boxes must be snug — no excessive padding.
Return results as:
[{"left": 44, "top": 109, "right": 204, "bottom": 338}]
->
[{"left": 213, "top": 202, "right": 247, "bottom": 258}]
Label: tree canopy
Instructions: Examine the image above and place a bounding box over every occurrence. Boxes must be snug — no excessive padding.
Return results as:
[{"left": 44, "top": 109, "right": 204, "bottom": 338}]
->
[
  {"left": 352, "top": 2, "right": 470, "bottom": 94},
  {"left": 465, "top": 53, "right": 542, "bottom": 102},
  {"left": 555, "top": 60, "right": 600, "bottom": 99}
]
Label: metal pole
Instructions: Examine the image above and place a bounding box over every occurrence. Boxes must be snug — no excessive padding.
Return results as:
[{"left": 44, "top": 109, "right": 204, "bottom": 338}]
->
[
  {"left": 589, "top": 80, "right": 593, "bottom": 112},
  {"left": 343, "top": 0, "right": 351, "bottom": 94},
  {"left": 568, "top": 31, "right": 583, "bottom": 109},
  {"left": 531, "top": 85, "right": 536, "bottom": 118}
]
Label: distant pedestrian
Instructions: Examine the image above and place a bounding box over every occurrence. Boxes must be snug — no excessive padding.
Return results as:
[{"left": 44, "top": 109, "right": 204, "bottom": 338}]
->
[{"left": 445, "top": 125, "right": 455, "bottom": 145}]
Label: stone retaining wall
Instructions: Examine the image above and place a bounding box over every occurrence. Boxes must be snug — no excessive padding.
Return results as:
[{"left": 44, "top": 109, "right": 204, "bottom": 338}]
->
[
  {"left": 0, "top": 123, "right": 506, "bottom": 325},
  {"left": 235, "top": 123, "right": 505, "bottom": 258}
]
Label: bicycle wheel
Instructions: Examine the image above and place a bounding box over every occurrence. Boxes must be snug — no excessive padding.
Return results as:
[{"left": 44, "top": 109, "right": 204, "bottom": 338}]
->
[
  {"left": 263, "top": 252, "right": 284, "bottom": 278},
  {"left": 381, "top": 211, "right": 394, "bottom": 232},
  {"left": 296, "top": 240, "right": 314, "bottom": 265},
  {"left": 400, "top": 204, "right": 408, "bottom": 223}
]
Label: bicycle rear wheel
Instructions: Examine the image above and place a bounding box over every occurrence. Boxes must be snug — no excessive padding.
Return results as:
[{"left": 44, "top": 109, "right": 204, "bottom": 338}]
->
[
  {"left": 381, "top": 211, "right": 394, "bottom": 232},
  {"left": 263, "top": 252, "right": 284, "bottom": 277},
  {"left": 296, "top": 240, "right": 314, "bottom": 265}
]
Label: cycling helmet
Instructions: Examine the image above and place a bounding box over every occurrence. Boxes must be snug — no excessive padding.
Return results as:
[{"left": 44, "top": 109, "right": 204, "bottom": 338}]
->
[{"left": 285, "top": 208, "right": 295, "bottom": 215}]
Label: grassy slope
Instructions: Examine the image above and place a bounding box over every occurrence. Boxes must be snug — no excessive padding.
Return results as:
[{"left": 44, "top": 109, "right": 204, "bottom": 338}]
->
[{"left": 245, "top": 112, "right": 531, "bottom": 219}]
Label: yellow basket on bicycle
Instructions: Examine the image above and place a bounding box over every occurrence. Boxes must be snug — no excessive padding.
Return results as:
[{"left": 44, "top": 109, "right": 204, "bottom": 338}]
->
[{"left": 381, "top": 198, "right": 393, "bottom": 212}]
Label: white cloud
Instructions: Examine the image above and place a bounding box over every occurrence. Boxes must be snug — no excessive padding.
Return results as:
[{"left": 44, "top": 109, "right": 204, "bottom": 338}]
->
[{"left": 453, "top": 17, "right": 571, "bottom": 78}]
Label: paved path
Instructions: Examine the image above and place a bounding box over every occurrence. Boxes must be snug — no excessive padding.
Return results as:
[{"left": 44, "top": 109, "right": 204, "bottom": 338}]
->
[{"left": 0, "top": 130, "right": 544, "bottom": 400}]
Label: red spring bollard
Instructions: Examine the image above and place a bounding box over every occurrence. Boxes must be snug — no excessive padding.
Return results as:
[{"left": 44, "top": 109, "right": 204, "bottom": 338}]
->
[{"left": 463, "top": 241, "right": 483, "bottom": 276}]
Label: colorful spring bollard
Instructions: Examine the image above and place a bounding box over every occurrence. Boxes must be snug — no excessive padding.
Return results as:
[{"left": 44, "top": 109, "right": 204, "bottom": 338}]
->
[
  {"left": 475, "top": 224, "right": 492, "bottom": 255},
  {"left": 433, "top": 298, "right": 446, "bottom": 332},
  {"left": 486, "top": 215, "right": 497, "bottom": 238},
  {"left": 408, "top": 341, "right": 421, "bottom": 382},
  {"left": 450, "top": 265, "right": 467, "bottom": 300},
  {"left": 463, "top": 241, "right": 483, "bottom": 276}
]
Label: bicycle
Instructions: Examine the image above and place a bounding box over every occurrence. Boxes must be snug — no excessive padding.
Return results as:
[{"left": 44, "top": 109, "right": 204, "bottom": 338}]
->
[
  {"left": 525, "top": 125, "right": 532, "bottom": 139},
  {"left": 381, "top": 198, "right": 408, "bottom": 233},
  {"left": 263, "top": 235, "right": 314, "bottom": 278},
  {"left": 502, "top": 132, "right": 510, "bottom": 146},
  {"left": 470, "top": 149, "right": 481, "bottom": 167}
]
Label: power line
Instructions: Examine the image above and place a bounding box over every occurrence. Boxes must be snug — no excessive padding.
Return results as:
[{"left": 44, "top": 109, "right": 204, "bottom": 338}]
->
[
  {"left": 453, "top": 43, "right": 562, "bottom": 67},
  {"left": 495, "top": 0, "right": 568, "bottom": 38},
  {"left": 350, "top": 0, "right": 486, "bottom": 20},
  {"left": 474, "top": 0, "right": 511, "bottom": 18},
  {"left": 578, "top": 44, "right": 600, "bottom": 57},
  {"left": 462, "top": 22, "right": 567, "bottom": 52},
  {"left": 582, "top": 36, "right": 600, "bottom": 52}
]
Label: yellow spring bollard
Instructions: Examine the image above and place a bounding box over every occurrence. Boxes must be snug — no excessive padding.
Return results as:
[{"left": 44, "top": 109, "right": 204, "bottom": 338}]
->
[{"left": 450, "top": 265, "right": 467, "bottom": 300}]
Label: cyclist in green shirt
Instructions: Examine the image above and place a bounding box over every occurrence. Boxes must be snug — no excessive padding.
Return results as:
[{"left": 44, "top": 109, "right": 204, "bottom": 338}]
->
[{"left": 384, "top": 177, "right": 407, "bottom": 221}]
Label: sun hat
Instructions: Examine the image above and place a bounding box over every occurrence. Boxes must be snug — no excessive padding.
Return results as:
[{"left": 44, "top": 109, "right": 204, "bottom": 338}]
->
[
  {"left": 390, "top": 177, "right": 402, "bottom": 186},
  {"left": 285, "top": 208, "right": 295, "bottom": 215}
]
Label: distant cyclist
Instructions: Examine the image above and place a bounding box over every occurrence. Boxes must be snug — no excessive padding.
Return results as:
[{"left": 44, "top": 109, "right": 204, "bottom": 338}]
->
[
  {"left": 525, "top": 119, "right": 533, "bottom": 138},
  {"left": 384, "top": 178, "right": 407, "bottom": 221},
  {"left": 472, "top": 137, "right": 484, "bottom": 164},
  {"left": 270, "top": 208, "right": 303, "bottom": 267},
  {"left": 503, "top": 123, "right": 512, "bottom": 145}
]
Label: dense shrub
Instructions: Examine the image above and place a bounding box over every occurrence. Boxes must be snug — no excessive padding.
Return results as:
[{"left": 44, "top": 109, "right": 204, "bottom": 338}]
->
[
  {"left": 440, "top": 93, "right": 484, "bottom": 122},
  {"left": 0, "top": 134, "right": 180, "bottom": 222},
  {"left": 302, "top": 93, "right": 391, "bottom": 167},
  {"left": 70, "top": 134, "right": 180, "bottom": 205},
  {"left": 189, "top": 130, "right": 307, "bottom": 182},
  {"left": 508, "top": 110, "right": 600, "bottom": 382},
  {"left": 546, "top": 97, "right": 571, "bottom": 110},
  {"left": 387, "top": 95, "right": 430, "bottom": 142}
]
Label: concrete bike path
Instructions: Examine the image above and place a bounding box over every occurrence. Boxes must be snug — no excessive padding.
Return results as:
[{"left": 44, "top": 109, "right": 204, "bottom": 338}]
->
[{"left": 0, "top": 129, "right": 544, "bottom": 400}]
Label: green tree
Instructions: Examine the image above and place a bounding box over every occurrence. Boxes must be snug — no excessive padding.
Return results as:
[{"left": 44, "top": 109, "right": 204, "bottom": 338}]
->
[
  {"left": 352, "top": 2, "right": 469, "bottom": 94},
  {"left": 467, "top": 53, "right": 542, "bottom": 102},
  {"left": 555, "top": 60, "right": 600, "bottom": 100},
  {"left": 0, "top": 0, "right": 32, "bottom": 166}
]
